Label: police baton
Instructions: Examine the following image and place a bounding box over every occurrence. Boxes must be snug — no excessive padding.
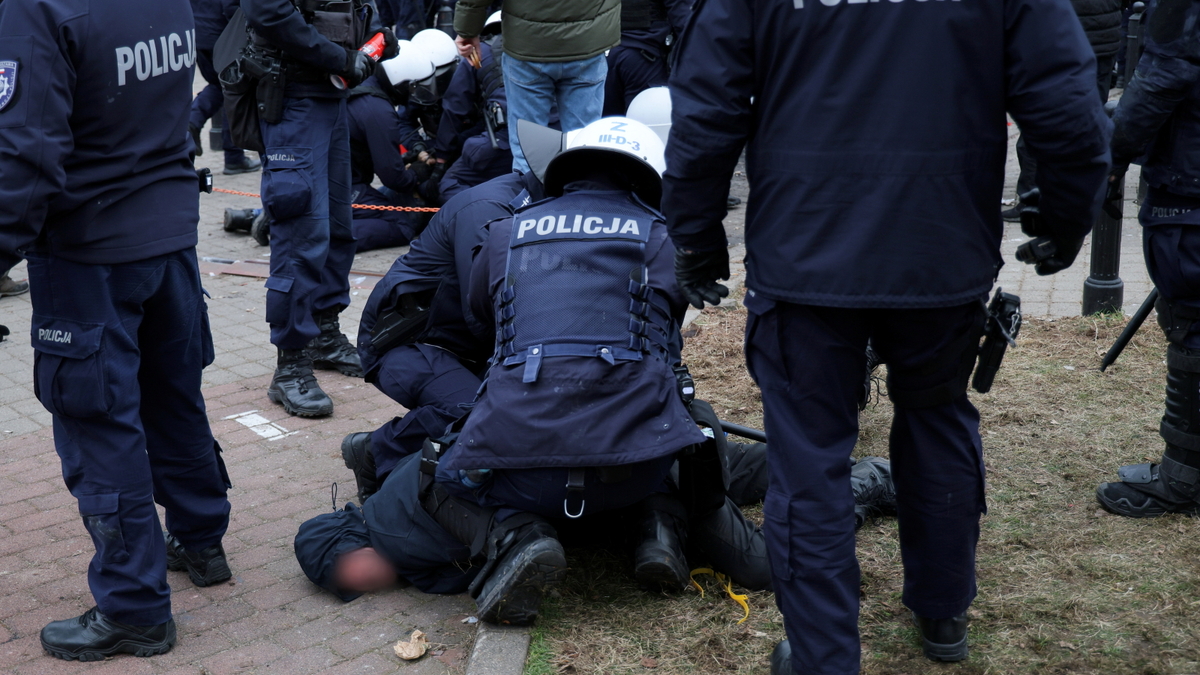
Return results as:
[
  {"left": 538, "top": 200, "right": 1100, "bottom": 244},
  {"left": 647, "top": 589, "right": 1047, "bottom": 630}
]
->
[
  {"left": 1100, "top": 288, "right": 1158, "bottom": 372},
  {"left": 719, "top": 420, "right": 768, "bottom": 444}
]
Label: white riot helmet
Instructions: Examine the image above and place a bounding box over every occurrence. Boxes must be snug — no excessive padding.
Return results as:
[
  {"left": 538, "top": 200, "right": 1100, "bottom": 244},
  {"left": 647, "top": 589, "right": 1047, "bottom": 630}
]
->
[
  {"left": 625, "top": 87, "right": 672, "bottom": 144},
  {"left": 409, "top": 29, "right": 460, "bottom": 105},
  {"left": 544, "top": 117, "right": 667, "bottom": 206},
  {"left": 481, "top": 11, "right": 503, "bottom": 37},
  {"left": 411, "top": 29, "right": 459, "bottom": 69},
  {"left": 379, "top": 41, "right": 435, "bottom": 88}
]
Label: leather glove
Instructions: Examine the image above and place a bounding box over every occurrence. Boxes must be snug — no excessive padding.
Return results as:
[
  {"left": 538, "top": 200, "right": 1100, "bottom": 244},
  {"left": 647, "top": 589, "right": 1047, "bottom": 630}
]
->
[
  {"left": 675, "top": 248, "right": 730, "bottom": 309},
  {"left": 1101, "top": 167, "right": 1127, "bottom": 221},
  {"left": 380, "top": 27, "right": 400, "bottom": 60},
  {"left": 1013, "top": 190, "right": 1085, "bottom": 276},
  {"left": 409, "top": 160, "right": 433, "bottom": 182},
  {"left": 342, "top": 48, "right": 375, "bottom": 89}
]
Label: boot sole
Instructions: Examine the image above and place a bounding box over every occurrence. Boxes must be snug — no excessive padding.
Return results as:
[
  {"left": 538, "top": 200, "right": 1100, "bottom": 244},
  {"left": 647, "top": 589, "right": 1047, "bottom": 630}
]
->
[
  {"left": 913, "top": 616, "right": 968, "bottom": 662},
  {"left": 42, "top": 634, "right": 175, "bottom": 661},
  {"left": 268, "top": 386, "right": 333, "bottom": 418},
  {"left": 477, "top": 540, "right": 567, "bottom": 626},
  {"left": 1094, "top": 483, "right": 1200, "bottom": 518}
]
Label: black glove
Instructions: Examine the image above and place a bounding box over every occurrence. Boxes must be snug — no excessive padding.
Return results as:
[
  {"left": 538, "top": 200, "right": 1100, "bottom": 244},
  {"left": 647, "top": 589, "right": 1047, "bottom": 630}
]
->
[
  {"left": 409, "top": 160, "right": 433, "bottom": 182},
  {"left": 675, "top": 248, "right": 730, "bottom": 309},
  {"left": 1102, "top": 167, "right": 1127, "bottom": 221},
  {"left": 380, "top": 27, "right": 400, "bottom": 60},
  {"left": 342, "top": 48, "right": 375, "bottom": 89},
  {"left": 1013, "top": 190, "right": 1085, "bottom": 276}
]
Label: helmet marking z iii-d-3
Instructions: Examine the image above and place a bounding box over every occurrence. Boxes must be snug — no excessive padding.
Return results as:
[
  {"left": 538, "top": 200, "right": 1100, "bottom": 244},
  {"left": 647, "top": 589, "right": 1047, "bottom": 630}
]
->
[{"left": 543, "top": 117, "right": 667, "bottom": 206}]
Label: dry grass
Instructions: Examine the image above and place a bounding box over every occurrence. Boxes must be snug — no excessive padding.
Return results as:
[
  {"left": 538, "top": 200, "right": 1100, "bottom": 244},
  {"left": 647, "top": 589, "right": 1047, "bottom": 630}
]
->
[{"left": 525, "top": 303, "right": 1200, "bottom": 675}]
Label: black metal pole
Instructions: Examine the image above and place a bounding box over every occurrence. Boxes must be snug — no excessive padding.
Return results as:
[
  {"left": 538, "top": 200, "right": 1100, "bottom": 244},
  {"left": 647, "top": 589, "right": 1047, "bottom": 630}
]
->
[
  {"left": 719, "top": 421, "right": 768, "bottom": 444},
  {"left": 1082, "top": 176, "right": 1125, "bottom": 315}
]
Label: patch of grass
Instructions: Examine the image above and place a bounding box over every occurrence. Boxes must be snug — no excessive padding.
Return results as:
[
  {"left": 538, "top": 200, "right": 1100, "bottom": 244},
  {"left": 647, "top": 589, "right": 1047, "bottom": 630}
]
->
[{"left": 527, "top": 305, "right": 1200, "bottom": 674}]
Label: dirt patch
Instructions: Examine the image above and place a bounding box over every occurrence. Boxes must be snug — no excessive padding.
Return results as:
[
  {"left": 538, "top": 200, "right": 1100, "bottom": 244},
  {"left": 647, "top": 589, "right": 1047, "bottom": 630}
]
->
[{"left": 526, "top": 304, "right": 1200, "bottom": 675}]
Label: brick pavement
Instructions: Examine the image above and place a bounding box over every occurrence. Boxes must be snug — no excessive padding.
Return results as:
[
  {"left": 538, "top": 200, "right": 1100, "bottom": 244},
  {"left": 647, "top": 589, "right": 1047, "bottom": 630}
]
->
[{"left": 0, "top": 99, "right": 474, "bottom": 672}]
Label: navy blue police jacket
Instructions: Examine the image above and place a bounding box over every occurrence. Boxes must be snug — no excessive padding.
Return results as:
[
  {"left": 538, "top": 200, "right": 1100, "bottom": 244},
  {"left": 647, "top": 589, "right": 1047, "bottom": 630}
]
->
[
  {"left": 444, "top": 184, "right": 705, "bottom": 472},
  {"left": 0, "top": 0, "right": 201, "bottom": 275},
  {"left": 435, "top": 40, "right": 507, "bottom": 159},
  {"left": 348, "top": 74, "right": 422, "bottom": 191},
  {"left": 663, "top": 0, "right": 1112, "bottom": 308},
  {"left": 356, "top": 171, "right": 543, "bottom": 382},
  {"left": 191, "top": 0, "right": 239, "bottom": 51},
  {"left": 242, "top": 0, "right": 383, "bottom": 99},
  {"left": 1110, "top": 0, "right": 1200, "bottom": 200}
]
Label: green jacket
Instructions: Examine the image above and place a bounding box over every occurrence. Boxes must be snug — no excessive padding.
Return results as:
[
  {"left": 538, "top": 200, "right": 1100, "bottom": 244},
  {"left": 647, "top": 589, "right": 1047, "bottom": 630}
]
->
[{"left": 454, "top": 0, "right": 620, "bottom": 63}]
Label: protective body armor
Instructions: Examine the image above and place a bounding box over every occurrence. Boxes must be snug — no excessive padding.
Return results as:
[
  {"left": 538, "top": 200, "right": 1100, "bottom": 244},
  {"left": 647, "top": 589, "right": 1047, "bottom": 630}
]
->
[
  {"left": 444, "top": 190, "right": 704, "bottom": 472},
  {"left": 621, "top": 0, "right": 667, "bottom": 31}
]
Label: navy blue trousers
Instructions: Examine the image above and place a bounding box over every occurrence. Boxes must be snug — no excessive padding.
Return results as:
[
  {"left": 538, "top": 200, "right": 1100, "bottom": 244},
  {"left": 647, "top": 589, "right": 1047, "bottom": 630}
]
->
[
  {"left": 437, "top": 135, "right": 514, "bottom": 205},
  {"left": 189, "top": 49, "right": 245, "bottom": 165},
  {"left": 351, "top": 184, "right": 421, "bottom": 252},
  {"left": 603, "top": 45, "right": 668, "bottom": 116},
  {"left": 744, "top": 295, "right": 985, "bottom": 675},
  {"left": 26, "top": 249, "right": 231, "bottom": 626},
  {"left": 1141, "top": 189, "right": 1200, "bottom": 349},
  {"left": 260, "top": 97, "right": 356, "bottom": 349},
  {"left": 369, "top": 343, "right": 482, "bottom": 479}
]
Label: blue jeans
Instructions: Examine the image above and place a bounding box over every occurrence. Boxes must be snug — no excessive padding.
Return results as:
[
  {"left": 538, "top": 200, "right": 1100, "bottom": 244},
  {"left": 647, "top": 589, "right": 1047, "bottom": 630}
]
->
[{"left": 503, "top": 54, "right": 607, "bottom": 173}]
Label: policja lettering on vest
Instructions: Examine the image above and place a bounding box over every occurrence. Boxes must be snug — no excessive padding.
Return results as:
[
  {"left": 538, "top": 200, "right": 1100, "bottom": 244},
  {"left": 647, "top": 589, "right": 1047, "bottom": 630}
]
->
[
  {"left": 116, "top": 30, "right": 196, "bottom": 86},
  {"left": 514, "top": 213, "right": 645, "bottom": 240}
]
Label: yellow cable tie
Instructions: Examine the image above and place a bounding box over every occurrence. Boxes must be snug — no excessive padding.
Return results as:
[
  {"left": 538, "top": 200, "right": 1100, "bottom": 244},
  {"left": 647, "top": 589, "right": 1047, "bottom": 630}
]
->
[{"left": 689, "top": 568, "right": 750, "bottom": 624}]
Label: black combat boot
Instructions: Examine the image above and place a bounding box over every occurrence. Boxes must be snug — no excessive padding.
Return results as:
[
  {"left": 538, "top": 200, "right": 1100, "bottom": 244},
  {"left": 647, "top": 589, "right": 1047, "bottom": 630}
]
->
[
  {"left": 1097, "top": 344, "right": 1200, "bottom": 517},
  {"left": 852, "top": 456, "right": 897, "bottom": 529},
  {"left": 913, "top": 612, "right": 969, "bottom": 662},
  {"left": 688, "top": 497, "right": 772, "bottom": 592},
  {"left": 471, "top": 516, "right": 567, "bottom": 626},
  {"left": 164, "top": 533, "right": 232, "bottom": 587},
  {"left": 633, "top": 497, "right": 690, "bottom": 593},
  {"left": 223, "top": 154, "right": 262, "bottom": 175},
  {"left": 770, "top": 639, "right": 792, "bottom": 674},
  {"left": 41, "top": 607, "right": 176, "bottom": 661},
  {"left": 306, "top": 308, "right": 364, "bottom": 378},
  {"left": 341, "top": 432, "right": 379, "bottom": 503},
  {"left": 268, "top": 348, "right": 334, "bottom": 417},
  {"left": 223, "top": 207, "right": 260, "bottom": 233},
  {"left": 249, "top": 210, "right": 271, "bottom": 247}
]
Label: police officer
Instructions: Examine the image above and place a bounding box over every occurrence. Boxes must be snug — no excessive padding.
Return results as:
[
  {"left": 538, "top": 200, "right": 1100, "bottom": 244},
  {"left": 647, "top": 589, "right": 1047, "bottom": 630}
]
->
[
  {"left": 238, "top": 0, "right": 398, "bottom": 417},
  {"left": 343, "top": 164, "right": 548, "bottom": 501},
  {"left": 434, "top": 11, "right": 514, "bottom": 203},
  {"left": 0, "top": 0, "right": 234, "bottom": 659},
  {"left": 189, "top": 0, "right": 262, "bottom": 175},
  {"left": 347, "top": 46, "right": 438, "bottom": 252},
  {"left": 664, "top": 0, "right": 1111, "bottom": 671},
  {"left": 1096, "top": 2, "right": 1200, "bottom": 518},
  {"left": 602, "top": 0, "right": 689, "bottom": 116}
]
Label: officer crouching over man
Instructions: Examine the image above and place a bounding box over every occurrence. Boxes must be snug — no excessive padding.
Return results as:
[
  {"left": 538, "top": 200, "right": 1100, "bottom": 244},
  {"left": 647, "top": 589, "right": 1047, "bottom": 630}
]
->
[{"left": 293, "top": 118, "right": 900, "bottom": 622}]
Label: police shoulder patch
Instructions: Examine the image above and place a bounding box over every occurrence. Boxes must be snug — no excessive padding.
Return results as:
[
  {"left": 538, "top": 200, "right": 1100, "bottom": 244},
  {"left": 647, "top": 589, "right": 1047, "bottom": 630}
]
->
[{"left": 0, "top": 60, "right": 17, "bottom": 112}]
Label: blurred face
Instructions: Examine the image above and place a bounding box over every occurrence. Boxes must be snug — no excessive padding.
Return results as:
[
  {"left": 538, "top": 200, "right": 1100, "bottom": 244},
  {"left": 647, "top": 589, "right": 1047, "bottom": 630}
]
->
[{"left": 334, "top": 547, "right": 398, "bottom": 592}]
